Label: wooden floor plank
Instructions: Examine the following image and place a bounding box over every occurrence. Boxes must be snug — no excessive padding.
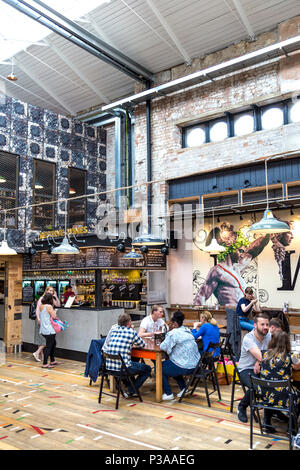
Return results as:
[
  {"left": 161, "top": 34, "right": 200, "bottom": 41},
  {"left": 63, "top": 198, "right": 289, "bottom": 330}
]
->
[{"left": 0, "top": 353, "right": 292, "bottom": 451}]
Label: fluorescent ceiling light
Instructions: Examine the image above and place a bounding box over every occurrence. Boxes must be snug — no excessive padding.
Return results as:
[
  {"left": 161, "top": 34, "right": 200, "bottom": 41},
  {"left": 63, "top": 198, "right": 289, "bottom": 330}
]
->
[{"left": 0, "top": 0, "right": 111, "bottom": 62}]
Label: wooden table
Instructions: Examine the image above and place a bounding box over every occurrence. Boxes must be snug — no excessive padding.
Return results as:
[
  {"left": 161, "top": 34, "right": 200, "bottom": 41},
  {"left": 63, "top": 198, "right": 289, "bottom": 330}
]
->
[
  {"left": 183, "top": 320, "right": 226, "bottom": 329},
  {"left": 131, "top": 339, "right": 166, "bottom": 403}
]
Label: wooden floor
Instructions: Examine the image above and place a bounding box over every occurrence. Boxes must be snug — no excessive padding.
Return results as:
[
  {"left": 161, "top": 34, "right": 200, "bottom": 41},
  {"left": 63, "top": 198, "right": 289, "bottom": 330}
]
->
[{"left": 0, "top": 352, "right": 293, "bottom": 451}]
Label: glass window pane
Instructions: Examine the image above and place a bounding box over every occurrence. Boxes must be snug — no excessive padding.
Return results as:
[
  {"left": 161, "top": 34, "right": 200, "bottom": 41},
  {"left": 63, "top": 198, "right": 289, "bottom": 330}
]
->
[
  {"left": 209, "top": 120, "right": 228, "bottom": 142},
  {"left": 0, "top": 151, "right": 17, "bottom": 228},
  {"left": 289, "top": 101, "right": 300, "bottom": 123},
  {"left": 185, "top": 126, "right": 206, "bottom": 147},
  {"left": 33, "top": 160, "right": 55, "bottom": 230},
  {"left": 261, "top": 107, "right": 283, "bottom": 130},
  {"left": 234, "top": 113, "right": 254, "bottom": 136},
  {"left": 68, "top": 168, "right": 86, "bottom": 227}
]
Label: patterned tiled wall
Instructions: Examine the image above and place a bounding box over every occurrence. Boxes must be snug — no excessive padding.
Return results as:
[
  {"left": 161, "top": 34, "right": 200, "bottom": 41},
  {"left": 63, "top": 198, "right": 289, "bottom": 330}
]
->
[{"left": 0, "top": 94, "right": 107, "bottom": 251}]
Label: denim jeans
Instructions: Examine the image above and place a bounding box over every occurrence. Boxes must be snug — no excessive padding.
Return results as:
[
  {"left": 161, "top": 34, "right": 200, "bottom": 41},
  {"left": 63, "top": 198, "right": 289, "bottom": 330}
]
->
[
  {"left": 162, "top": 359, "right": 194, "bottom": 395},
  {"left": 239, "top": 317, "right": 254, "bottom": 331},
  {"left": 127, "top": 362, "right": 152, "bottom": 394}
]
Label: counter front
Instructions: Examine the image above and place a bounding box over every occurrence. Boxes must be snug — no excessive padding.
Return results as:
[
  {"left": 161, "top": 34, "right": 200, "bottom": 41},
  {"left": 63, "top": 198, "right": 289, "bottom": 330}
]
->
[{"left": 22, "top": 306, "right": 124, "bottom": 360}]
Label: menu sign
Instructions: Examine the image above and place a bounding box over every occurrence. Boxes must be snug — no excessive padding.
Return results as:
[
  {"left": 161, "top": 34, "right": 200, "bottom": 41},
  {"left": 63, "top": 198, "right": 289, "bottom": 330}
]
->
[
  {"left": 41, "top": 253, "right": 58, "bottom": 269},
  {"left": 86, "top": 248, "right": 99, "bottom": 267},
  {"left": 22, "top": 284, "right": 34, "bottom": 303},
  {"left": 23, "top": 246, "right": 166, "bottom": 271}
]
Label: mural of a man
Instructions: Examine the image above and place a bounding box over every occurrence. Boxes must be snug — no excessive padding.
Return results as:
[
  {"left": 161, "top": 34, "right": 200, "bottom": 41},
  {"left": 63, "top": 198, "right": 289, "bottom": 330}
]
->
[{"left": 193, "top": 220, "right": 294, "bottom": 306}]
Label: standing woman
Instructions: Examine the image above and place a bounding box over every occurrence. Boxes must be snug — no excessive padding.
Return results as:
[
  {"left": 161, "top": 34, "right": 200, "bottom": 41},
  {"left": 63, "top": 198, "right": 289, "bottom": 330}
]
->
[
  {"left": 33, "top": 286, "right": 60, "bottom": 362},
  {"left": 192, "top": 310, "right": 220, "bottom": 357},
  {"left": 39, "top": 293, "right": 59, "bottom": 369}
]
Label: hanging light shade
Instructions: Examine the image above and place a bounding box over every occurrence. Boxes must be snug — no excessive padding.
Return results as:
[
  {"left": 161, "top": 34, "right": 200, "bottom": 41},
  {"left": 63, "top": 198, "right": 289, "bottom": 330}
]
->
[
  {"left": 123, "top": 248, "right": 143, "bottom": 259},
  {"left": 0, "top": 211, "right": 17, "bottom": 255},
  {"left": 248, "top": 209, "right": 290, "bottom": 234},
  {"left": 35, "top": 181, "right": 43, "bottom": 189},
  {"left": 51, "top": 236, "right": 79, "bottom": 254},
  {"left": 0, "top": 240, "right": 17, "bottom": 255},
  {"left": 132, "top": 233, "right": 164, "bottom": 246},
  {"left": 203, "top": 237, "right": 226, "bottom": 254},
  {"left": 69, "top": 187, "right": 76, "bottom": 195},
  {"left": 248, "top": 159, "right": 290, "bottom": 234},
  {"left": 0, "top": 176, "right": 6, "bottom": 183}
]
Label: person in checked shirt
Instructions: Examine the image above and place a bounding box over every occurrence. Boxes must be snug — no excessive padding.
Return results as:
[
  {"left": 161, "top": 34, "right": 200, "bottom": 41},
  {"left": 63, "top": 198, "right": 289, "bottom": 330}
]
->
[{"left": 104, "top": 313, "right": 151, "bottom": 397}]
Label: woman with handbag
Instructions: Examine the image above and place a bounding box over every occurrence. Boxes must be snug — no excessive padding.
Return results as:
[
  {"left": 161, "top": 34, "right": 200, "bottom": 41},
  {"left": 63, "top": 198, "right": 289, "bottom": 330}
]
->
[
  {"left": 33, "top": 286, "right": 60, "bottom": 362},
  {"left": 39, "top": 292, "right": 60, "bottom": 369}
]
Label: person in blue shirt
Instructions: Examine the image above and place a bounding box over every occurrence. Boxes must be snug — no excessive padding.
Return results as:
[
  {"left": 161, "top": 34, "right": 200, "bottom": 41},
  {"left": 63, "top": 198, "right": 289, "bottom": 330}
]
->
[
  {"left": 160, "top": 310, "right": 200, "bottom": 401},
  {"left": 192, "top": 310, "right": 220, "bottom": 357},
  {"left": 236, "top": 287, "right": 261, "bottom": 332}
]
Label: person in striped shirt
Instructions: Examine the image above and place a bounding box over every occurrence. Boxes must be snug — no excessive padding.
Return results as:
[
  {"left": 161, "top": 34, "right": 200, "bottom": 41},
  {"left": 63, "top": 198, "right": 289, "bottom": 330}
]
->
[{"left": 104, "top": 313, "right": 151, "bottom": 397}]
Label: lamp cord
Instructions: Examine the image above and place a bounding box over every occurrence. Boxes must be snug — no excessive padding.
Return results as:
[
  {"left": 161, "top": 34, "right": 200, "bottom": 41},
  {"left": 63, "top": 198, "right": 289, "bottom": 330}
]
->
[{"left": 265, "top": 159, "right": 269, "bottom": 209}]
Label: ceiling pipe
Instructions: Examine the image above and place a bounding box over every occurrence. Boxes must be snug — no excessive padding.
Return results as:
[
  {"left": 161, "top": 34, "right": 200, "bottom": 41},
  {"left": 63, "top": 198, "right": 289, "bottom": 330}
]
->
[{"left": 3, "top": 0, "right": 154, "bottom": 84}]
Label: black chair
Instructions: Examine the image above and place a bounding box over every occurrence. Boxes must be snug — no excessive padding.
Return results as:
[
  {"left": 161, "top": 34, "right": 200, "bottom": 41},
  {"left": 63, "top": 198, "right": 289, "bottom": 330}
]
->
[
  {"left": 218, "top": 332, "right": 232, "bottom": 386},
  {"left": 179, "top": 342, "right": 221, "bottom": 407},
  {"left": 98, "top": 352, "right": 143, "bottom": 410},
  {"left": 249, "top": 376, "right": 298, "bottom": 450}
]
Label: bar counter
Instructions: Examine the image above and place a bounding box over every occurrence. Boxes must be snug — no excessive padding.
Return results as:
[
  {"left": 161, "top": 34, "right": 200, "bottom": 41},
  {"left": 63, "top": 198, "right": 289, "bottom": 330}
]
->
[{"left": 22, "top": 305, "right": 124, "bottom": 360}]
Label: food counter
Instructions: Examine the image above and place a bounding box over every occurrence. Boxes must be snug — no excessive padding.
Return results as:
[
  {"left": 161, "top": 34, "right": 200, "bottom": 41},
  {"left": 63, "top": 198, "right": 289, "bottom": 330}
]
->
[{"left": 22, "top": 305, "right": 124, "bottom": 360}]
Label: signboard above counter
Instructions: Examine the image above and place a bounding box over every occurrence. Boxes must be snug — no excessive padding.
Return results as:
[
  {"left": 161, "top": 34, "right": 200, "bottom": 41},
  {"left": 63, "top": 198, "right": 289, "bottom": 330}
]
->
[{"left": 23, "top": 246, "right": 166, "bottom": 271}]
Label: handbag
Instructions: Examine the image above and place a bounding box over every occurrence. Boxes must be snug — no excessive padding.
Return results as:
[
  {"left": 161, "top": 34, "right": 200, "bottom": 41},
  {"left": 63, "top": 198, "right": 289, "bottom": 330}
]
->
[
  {"left": 29, "top": 301, "right": 37, "bottom": 320},
  {"left": 50, "top": 317, "right": 69, "bottom": 333}
]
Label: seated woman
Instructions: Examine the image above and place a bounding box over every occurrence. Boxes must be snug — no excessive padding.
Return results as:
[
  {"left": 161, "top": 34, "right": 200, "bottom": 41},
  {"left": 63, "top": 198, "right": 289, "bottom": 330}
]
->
[
  {"left": 160, "top": 310, "right": 200, "bottom": 401},
  {"left": 192, "top": 310, "right": 220, "bottom": 358},
  {"left": 259, "top": 330, "right": 300, "bottom": 433},
  {"left": 236, "top": 287, "right": 260, "bottom": 332}
]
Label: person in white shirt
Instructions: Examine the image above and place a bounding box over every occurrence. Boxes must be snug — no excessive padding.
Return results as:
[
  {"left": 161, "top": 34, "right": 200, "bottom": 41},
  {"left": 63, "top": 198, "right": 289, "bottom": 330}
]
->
[{"left": 138, "top": 305, "right": 166, "bottom": 339}]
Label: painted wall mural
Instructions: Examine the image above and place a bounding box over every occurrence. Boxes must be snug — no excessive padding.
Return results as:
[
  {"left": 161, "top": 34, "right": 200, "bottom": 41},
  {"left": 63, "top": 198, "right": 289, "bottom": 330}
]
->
[{"left": 193, "top": 209, "right": 299, "bottom": 308}]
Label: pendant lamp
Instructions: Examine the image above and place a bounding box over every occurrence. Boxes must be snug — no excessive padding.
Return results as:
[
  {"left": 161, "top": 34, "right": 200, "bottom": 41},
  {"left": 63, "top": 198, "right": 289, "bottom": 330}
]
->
[
  {"left": 132, "top": 190, "right": 164, "bottom": 247},
  {"left": 123, "top": 247, "right": 143, "bottom": 259},
  {"left": 249, "top": 160, "right": 290, "bottom": 234},
  {"left": 203, "top": 209, "right": 226, "bottom": 254},
  {"left": 0, "top": 211, "right": 17, "bottom": 255},
  {"left": 51, "top": 200, "right": 79, "bottom": 255}
]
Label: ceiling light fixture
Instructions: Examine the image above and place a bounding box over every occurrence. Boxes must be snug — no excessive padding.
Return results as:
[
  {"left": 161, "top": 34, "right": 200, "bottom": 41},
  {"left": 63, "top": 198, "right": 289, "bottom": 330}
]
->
[
  {"left": 123, "top": 247, "right": 143, "bottom": 260},
  {"left": 0, "top": 176, "right": 6, "bottom": 183},
  {"left": 7, "top": 58, "right": 17, "bottom": 81},
  {"left": 249, "top": 160, "right": 290, "bottom": 234},
  {"left": 0, "top": 210, "right": 17, "bottom": 255},
  {"left": 51, "top": 199, "right": 79, "bottom": 255},
  {"left": 203, "top": 208, "right": 226, "bottom": 254}
]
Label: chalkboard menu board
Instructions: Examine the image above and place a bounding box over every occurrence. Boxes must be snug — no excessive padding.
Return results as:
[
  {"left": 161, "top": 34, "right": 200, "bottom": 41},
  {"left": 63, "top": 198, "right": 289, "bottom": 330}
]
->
[
  {"left": 22, "top": 285, "right": 34, "bottom": 303},
  {"left": 41, "top": 253, "right": 58, "bottom": 269},
  {"left": 23, "top": 246, "right": 166, "bottom": 271}
]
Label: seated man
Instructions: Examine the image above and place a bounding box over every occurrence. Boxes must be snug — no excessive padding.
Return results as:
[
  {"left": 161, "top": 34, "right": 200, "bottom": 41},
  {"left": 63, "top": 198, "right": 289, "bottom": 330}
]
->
[
  {"left": 104, "top": 313, "right": 151, "bottom": 397},
  {"left": 138, "top": 305, "right": 166, "bottom": 339},
  {"left": 160, "top": 310, "right": 200, "bottom": 401},
  {"left": 236, "top": 287, "right": 261, "bottom": 332},
  {"left": 269, "top": 317, "right": 283, "bottom": 335},
  {"left": 237, "top": 312, "right": 271, "bottom": 423}
]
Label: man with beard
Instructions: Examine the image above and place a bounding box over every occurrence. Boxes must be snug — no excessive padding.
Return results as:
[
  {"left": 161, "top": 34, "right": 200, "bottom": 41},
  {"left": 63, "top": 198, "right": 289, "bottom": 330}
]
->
[{"left": 236, "top": 313, "right": 271, "bottom": 424}]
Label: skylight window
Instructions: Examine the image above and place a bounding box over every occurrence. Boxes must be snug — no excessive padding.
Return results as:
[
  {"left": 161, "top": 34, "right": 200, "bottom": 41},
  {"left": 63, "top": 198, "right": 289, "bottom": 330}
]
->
[{"left": 0, "top": 0, "right": 110, "bottom": 62}]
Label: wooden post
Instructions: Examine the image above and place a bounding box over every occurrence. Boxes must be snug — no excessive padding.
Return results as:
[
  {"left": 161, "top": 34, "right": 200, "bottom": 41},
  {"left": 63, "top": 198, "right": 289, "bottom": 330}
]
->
[{"left": 3, "top": 255, "right": 23, "bottom": 353}]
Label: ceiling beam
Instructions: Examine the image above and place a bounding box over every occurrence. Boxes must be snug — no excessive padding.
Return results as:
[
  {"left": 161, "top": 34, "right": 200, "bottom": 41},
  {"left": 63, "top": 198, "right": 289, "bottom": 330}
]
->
[
  {"left": 3, "top": 0, "right": 154, "bottom": 84},
  {"left": 45, "top": 38, "right": 110, "bottom": 105},
  {"left": 14, "top": 57, "right": 76, "bottom": 115},
  {"left": 225, "top": 0, "right": 255, "bottom": 40},
  {"left": 146, "top": 0, "right": 192, "bottom": 65}
]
